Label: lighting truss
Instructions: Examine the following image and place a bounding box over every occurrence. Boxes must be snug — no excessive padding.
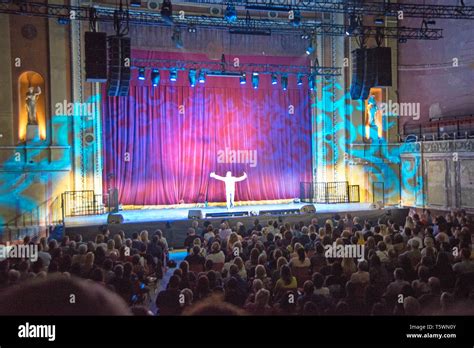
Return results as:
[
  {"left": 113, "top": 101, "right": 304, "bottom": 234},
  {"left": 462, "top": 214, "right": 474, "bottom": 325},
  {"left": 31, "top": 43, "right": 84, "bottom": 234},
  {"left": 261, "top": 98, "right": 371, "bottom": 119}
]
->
[
  {"left": 131, "top": 58, "right": 342, "bottom": 77},
  {"left": 0, "top": 1, "right": 443, "bottom": 40}
]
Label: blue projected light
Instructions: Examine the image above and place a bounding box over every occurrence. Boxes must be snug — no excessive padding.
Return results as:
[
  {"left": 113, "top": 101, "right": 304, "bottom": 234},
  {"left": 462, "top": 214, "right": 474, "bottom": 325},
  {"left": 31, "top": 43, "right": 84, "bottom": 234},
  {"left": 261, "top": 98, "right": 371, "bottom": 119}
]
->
[
  {"left": 297, "top": 74, "right": 303, "bottom": 86},
  {"left": 308, "top": 74, "right": 316, "bottom": 91}
]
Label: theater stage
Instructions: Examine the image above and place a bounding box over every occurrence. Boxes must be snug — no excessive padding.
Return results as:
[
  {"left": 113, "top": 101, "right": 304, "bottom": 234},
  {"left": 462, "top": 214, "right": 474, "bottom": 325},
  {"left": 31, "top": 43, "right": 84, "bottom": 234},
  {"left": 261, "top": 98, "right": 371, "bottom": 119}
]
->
[
  {"left": 65, "top": 202, "right": 378, "bottom": 227},
  {"left": 64, "top": 202, "right": 409, "bottom": 248}
]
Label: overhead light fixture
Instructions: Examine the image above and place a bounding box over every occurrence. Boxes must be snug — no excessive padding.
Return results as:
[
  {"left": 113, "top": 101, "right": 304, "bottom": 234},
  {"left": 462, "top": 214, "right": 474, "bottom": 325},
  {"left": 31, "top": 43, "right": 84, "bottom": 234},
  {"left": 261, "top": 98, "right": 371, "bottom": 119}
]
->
[
  {"left": 151, "top": 69, "right": 160, "bottom": 87},
  {"left": 169, "top": 69, "right": 177, "bottom": 82},
  {"left": 297, "top": 74, "right": 303, "bottom": 86},
  {"left": 224, "top": 4, "right": 237, "bottom": 23},
  {"left": 188, "top": 69, "right": 196, "bottom": 87},
  {"left": 172, "top": 27, "right": 183, "bottom": 49},
  {"left": 290, "top": 9, "right": 301, "bottom": 27},
  {"left": 161, "top": 0, "right": 173, "bottom": 24},
  {"left": 346, "top": 14, "right": 358, "bottom": 36},
  {"left": 130, "top": 1, "right": 141, "bottom": 7},
  {"left": 306, "top": 42, "right": 314, "bottom": 55},
  {"left": 187, "top": 25, "right": 197, "bottom": 33},
  {"left": 281, "top": 75, "right": 288, "bottom": 91},
  {"left": 252, "top": 72, "right": 259, "bottom": 89},
  {"left": 271, "top": 73, "right": 278, "bottom": 85},
  {"left": 198, "top": 70, "right": 206, "bottom": 83},
  {"left": 374, "top": 18, "right": 384, "bottom": 25},
  {"left": 308, "top": 74, "right": 316, "bottom": 91},
  {"left": 138, "top": 67, "right": 146, "bottom": 81},
  {"left": 240, "top": 72, "right": 246, "bottom": 85}
]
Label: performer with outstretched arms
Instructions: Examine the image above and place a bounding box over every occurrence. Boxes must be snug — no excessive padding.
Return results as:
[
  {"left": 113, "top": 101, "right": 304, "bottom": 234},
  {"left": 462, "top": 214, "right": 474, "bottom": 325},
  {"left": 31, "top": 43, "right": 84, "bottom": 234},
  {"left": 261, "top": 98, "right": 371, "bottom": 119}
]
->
[{"left": 210, "top": 171, "right": 247, "bottom": 210}]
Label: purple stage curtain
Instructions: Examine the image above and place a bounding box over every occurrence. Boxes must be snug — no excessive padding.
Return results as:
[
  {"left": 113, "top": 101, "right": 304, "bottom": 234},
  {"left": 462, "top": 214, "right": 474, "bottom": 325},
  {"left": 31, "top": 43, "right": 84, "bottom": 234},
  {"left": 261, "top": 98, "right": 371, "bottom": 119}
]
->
[{"left": 102, "top": 50, "right": 312, "bottom": 205}]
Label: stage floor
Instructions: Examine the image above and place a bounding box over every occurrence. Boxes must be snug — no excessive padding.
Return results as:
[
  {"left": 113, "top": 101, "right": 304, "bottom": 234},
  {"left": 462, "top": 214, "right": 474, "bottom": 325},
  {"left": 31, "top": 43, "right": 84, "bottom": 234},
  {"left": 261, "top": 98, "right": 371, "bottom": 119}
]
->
[{"left": 65, "top": 202, "right": 375, "bottom": 227}]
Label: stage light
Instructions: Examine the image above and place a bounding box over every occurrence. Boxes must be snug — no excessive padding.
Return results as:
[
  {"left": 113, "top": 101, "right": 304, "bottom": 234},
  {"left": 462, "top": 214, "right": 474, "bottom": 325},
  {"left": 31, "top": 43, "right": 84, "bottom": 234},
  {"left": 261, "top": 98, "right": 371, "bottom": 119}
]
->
[
  {"left": 130, "top": 1, "right": 141, "bottom": 7},
  {"left": 169, "top": 69, "right": 177, "bottom": 82},
  {"left": 240, "top": 73, "right": 246, "bottom": 85},
  {"left": 161, "top": 0, "right": 173, "bottom": 24},
  {"left": 271, "top": 73, "right": 278, "bottom": 85},
  {"left": 281, "top": 75, "right": 288, "bottom": 91},
  {"left": 305, "top": 42, "right": 314, "bottom": 55},
  {"left": 308, "top": 74, "right": 316, "bottom": 91},
  {"left": 251, "top": 72, "right": 259, "bottom": 89},
  {"left": 187, "top": 25, "right": 197, "bottom": 33},
  {"left": 198, "top": 70, "right": 206, "bottom": 83},
  {"left": 172, "top": 27, "right": 183, "bottom": 49},
  {"left": 224, "top": 4, "right": 237, "bottom": 23},
  {"left": 138, "top": 67, "right": 146, "bottom": 81},
  {"left": 188, "top": 69, "right": 196, "bottom": 87},
  {"left": 346, "top": 14, "right": 357, "bottom": 36},
  {"left": 297, "top": 74, "right": 303, "bottom": 86},
  {"left": 374, "top": 18, "right": 384, "bottom": 25},
  {"left": 290, "top": 10, "right": 301, "bottom": 27},
  {"left": 151, "top": 69, "right": 160, "bottom": 86}
]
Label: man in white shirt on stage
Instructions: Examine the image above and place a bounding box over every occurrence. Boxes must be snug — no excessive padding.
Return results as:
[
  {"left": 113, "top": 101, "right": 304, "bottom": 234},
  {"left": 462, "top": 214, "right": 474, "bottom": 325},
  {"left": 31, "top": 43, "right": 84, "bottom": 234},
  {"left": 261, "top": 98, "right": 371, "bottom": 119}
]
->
[{"left": 210, "top": 171, "right": 247, "bottom": 210}]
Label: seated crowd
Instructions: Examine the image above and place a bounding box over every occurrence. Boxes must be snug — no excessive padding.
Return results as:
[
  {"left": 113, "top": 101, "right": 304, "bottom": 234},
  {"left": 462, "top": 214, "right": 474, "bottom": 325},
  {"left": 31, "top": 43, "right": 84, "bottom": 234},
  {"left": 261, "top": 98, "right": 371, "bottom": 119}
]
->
[{"left": 0, "top": 210, "right": 473, "bottom": 316}]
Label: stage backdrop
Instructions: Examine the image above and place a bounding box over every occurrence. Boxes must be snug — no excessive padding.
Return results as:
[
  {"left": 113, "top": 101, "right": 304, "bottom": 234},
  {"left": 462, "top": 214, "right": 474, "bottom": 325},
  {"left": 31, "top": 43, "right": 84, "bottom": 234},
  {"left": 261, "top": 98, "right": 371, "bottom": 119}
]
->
[{"left": 102, "top": 50, "right": 312, "bottom": 205}]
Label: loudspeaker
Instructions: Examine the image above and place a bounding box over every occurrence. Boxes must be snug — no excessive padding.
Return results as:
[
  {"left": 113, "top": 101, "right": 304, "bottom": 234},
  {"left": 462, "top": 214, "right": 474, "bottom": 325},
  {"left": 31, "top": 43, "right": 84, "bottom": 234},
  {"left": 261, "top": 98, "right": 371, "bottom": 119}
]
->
[
  {"left": 259, "top": 209, "right": 300, "bottom": 216},
  {"left": 350, "top": 48, "right": 365, "bottom": 100},
  {"left": 85, "top": 32, "right": 107, "bottom": 82},
  {"left": 360, "top": 48, "right": 377, "bottom": 100},
  {"left": 188, "top": 210, "right": 203, "bottom": 219},
  {"left": 107, "top": 36, "right": 131, "bottom": 97},
  {"left": 300, "top": 204, "right": 316, "bottom": 214},
  {"left": 107, "top": 213, "right": 124, "bottom": 224},
  {"left": 372, "top": 47, "right": 392, "bottom": 87},
  {"left": 205, "top": 211, "right": 249, "bottom": 218}
]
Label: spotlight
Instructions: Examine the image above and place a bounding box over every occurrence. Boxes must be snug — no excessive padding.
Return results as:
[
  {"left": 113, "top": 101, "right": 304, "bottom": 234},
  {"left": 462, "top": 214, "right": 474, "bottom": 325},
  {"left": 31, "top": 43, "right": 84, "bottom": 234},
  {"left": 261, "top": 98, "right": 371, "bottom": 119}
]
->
[
  {"left": 169, "top": 69, "right": 177, "bottom": 82},
  {"left": 271, "top": 73, "right": 278, "bottom": 85},
  {"left": 308, "top": 74, "right": 316, "bottom": 91},
  {"left": 252, "top": 72, "right": 259, "bottom": 89},
  {"left": 187, "top": 25, "right": 197, "bottom": 33},
  {"left": 305, "top": 42, "right": 314, "bottom": 55},
  {"left": 130, "top": 1, "right": 141, "bottom": 7},
  {"left": 301, "top": 33, "right": 309, "bottom": 40},
  {"left": 138, "top": 67, "right": 146, "bottom": 81},
  {"left": 188, "top": 69, "right": 196, "bottom": 87},
  {"left": 290, "top": 10, "right": 301, "bottom": 27},
  {"left": 297, "top": 74, "right": 303, "bottom": 86},
  {"left": 198, "top": 70, "right": 206, "bottom": 84},
  {"left": 346, "top": 14, "right": 357, "bottom": 36},
  {"left": 57, "top": 17, "right": 71, "bottom": 25},
  {"left": 161, "top": 0, "right": 173, "bottom": 24},
  {"left": 151, "top": 69, "right": 160, "bottom": 87},
  {"left": 398, "top": 37, "right": 408, "bottom": 43},
  {"left": 240, "top": 72, "right": 246, "bottom": 85},
  {"left": 224, "top": 4, "right": 237, "bottom": 23},
  {"left": 172, "top": 27, "right": 183, "bottom": 49},
  {"left": 281, "top": 75, "right": 288, "bottom": 91},
  {"left": 374, "top": 18, "right": 384, "bottom": 25}
]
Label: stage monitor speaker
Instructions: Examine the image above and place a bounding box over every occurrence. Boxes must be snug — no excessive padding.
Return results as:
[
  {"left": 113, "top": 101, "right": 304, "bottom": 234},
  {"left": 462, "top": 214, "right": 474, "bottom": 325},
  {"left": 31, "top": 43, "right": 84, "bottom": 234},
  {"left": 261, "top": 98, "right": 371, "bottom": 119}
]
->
[
  {"left": 300, "top": 204, "right": 316, "bottom": 214},
  {"left": 350, "top": 48, "right": 365, "bottom": 100},
  {"left": 373, "top": 47, "right": 392, "bottom": 87},
  {"left": 107, "top": 213, "right": 124, "bottom": 224},
  {"left": 188, "top": 210, "right": 203, "bottom": 219},
  {"left": 259, "top": 209, "right": 300, "bottom": 216},
  {"left": 360, "top": 48, "right": 377, "bottom": 100},
  {"left": 85, "top": 32, "right": 108, "bottom": 82},
  {"left": 107, "top": 36, "right": 131, "bottom": 97},
  {"left": 205, "top": 211, "right": 249, "bottom": 218}
]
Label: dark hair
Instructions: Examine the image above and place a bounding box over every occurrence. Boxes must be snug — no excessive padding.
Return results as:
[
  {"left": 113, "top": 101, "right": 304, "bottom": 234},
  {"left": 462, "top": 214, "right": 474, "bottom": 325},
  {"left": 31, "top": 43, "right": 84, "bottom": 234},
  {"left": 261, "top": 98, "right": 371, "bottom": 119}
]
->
[
  {"left": 280, "top": 265, "right": 292, "bottom": 285},
  {"left": 297, "top": 247, "right": 305, "bottom": 263}
]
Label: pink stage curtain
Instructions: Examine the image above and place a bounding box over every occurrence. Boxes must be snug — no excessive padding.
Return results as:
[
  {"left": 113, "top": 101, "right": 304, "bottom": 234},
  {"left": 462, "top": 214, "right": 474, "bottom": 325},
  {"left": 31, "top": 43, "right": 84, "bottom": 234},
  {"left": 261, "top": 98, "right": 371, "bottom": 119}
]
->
[{"left": 102, "top": 50, "right": 312, "bottom": 205}]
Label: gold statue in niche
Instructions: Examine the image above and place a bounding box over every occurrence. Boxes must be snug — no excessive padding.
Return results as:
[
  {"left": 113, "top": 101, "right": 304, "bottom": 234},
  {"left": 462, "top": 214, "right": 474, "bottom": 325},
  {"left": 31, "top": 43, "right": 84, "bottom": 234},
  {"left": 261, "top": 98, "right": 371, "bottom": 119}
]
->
[{"left": 26, "top": 86, "right": 41, "bottom": 125}]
